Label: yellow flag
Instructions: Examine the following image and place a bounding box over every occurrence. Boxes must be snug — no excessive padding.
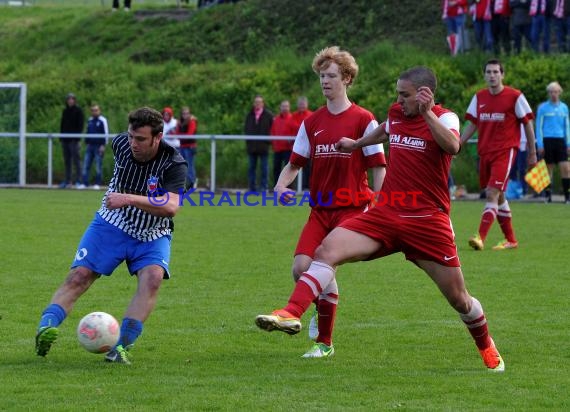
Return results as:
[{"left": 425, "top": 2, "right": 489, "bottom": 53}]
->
[{"left": 524, "top": 159, "right": 550, "bottom": 193}]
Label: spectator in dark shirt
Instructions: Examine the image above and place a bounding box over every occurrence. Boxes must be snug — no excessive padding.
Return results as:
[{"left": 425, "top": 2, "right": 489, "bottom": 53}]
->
[
  {"left": 59, "top": 93, "right": 84, "bottom": 189},
  {"left": 244, "top": 95, "right": 273, "bottom": 192}
]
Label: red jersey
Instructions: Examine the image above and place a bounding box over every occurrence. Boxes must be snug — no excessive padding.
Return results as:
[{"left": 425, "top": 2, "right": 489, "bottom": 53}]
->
[
  {"left": 290, "top": 109, "right": 313, "bottom": 133},
  {"left": 442, "top": 0, "right": 468, "bottom": 18},
  {"left": 465, "top": 86, "right": 534, "bottom": 156},
  {"left": 382, "top": 103, "right": 460, "bottom": 215},
  {"left": 290, "top": 103, "right": 386, "bottom": 209},
  {"left": 270, "top": 112, "right": 296, "bottom": 152}
]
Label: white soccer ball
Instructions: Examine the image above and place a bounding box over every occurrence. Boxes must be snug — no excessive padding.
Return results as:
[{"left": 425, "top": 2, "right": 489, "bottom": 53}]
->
[{"left": 77, "top": 312, "right": 120, "bottom": 354}]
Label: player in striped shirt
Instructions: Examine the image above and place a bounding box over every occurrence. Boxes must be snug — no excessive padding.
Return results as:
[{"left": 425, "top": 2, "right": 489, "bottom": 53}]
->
[
  {"left": 35, "top": 107, "right": 187, "bottom": 364},
  {"left": 461, "top": 59, "right": 537, "bottom": 251}
]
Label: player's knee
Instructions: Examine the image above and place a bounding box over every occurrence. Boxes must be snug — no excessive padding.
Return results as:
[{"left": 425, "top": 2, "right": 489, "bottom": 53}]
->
[
  {"left": 313, "top": 242, "right": 336, "bottom": 265},
  {"left": 64, "top": 267, "right": 95, "bottom": 291},
  {"left": 449, "top": 291, "right": 471, "bottom": 314}
]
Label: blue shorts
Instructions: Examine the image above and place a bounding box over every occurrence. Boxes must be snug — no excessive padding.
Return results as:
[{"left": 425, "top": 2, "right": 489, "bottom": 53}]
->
[{"left": 72, "top": 213, "right": 172, "bottom": 278}]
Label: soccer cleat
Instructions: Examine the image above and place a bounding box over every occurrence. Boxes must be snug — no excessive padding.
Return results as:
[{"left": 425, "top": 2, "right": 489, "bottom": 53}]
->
[
  {"left": 255, "top": 309, "right": 301, "bottom": 335},
  {"left": 468, "top": 234, "right": 484, "bottom": 251},
  {"left": 105, "top": 345, "right": 132, "bottom": 365},
  {"left": 308, "top": 309, "right": 319, "bottom": 341},
  {"left": 35, "top": 326, "right": 59, "bottom": 357},
  {"left": 491, "top": 240, "right": 518, "bottom": 251},
  {"left": 301, "top": 342, "right": 335, "bottom": 358},
  {"left": 479, "top": 338, "right": 505, "bottom": 372}
]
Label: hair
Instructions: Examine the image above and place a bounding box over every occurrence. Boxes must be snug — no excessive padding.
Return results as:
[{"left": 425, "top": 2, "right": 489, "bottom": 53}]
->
[
  {"left": 312, "top": 46, "right": 359, "bottom": 86},
  {"left": 398, "top": 66, "right": 438, "bottom": 93},
  {"left": 484, "top": 58, "right": 504, "bottom": 74},
  {"left": 546, "top": 81, "right": 563, "bottom": 93},
  {"left": 128, "top": 107, "right": 164, "bottom": 137}
]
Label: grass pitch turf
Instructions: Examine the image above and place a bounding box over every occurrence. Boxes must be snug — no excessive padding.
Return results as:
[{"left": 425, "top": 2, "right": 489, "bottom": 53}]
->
[{"left": 0, "top": 189, "right": 569, "bottom": 411}]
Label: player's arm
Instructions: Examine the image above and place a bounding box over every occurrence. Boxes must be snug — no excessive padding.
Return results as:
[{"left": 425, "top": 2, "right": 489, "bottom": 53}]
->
[
  {"left": 417, "top": 86, "right": 460, "bottom": 154},
  {"left": 106, "top": 191, "right": 181, "bottom": 217},
  {"left": 370, "top": 166, "right": 386, "bottom": 192},
  {"left": 523, "top": 120, "right": 537, "bottom": 166},
  {"left": 336, "top": 124, "right": 388, "bottom": 153},
  {"left": 460, "top": 122, "right": 477, "bottom": 146},
  {"left": 274, "top": 162, "right": 301, "bottom": 205}
]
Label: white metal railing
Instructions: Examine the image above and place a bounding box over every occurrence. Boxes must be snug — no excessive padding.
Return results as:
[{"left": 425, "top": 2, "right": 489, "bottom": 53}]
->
[{"left": 0, "top": 132, "right": 300, "bottom": 192}]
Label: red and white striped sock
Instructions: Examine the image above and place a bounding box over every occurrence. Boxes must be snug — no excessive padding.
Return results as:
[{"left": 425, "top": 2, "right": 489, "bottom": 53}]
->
[
  {"left": 478, "top": 202, "right": 498, "bottom": 241},
  {"left": 284, "top": 261, "right": 335, "bottom": 319},
  {"left": 460, "top": 297, "right": 492, "bottom": 350},
  {"left": 497, "top": 200, "right": 516, "bottom": 243},
  {"left": 316, "top": 278, "right": 338, "bottom": 347}
]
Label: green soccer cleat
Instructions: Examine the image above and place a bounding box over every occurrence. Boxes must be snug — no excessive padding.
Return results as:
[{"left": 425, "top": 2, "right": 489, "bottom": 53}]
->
[
  {"left": 105, "top": 345, "right": 132, "bottom": 365},
  {"left": 491, "top": 239, "right": 518, "bottom": 251},
  {"left": 468, "top": 234, "right": 484, "bottom": 251},
  {"left": 255, "top": 309, "right": 301, "bottom": 335},
  {"left": 301, "top": 342, "right": 335, "bottom": 358},
  {"left": 35, "top": 326, "right": 59, "bottom": 357}
]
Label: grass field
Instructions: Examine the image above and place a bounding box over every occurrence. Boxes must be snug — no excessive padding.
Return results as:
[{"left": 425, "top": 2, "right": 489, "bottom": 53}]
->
[{"left": 1, "top": 189, "right": 569, "bottom": 411}]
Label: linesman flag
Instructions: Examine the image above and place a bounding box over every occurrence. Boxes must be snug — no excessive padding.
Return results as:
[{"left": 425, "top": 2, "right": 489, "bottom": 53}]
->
[{"left": 524, "top": 159, "right": 550, "bottom": 193}]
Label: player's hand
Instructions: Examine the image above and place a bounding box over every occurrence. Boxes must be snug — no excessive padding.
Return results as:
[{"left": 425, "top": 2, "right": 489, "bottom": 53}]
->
[
  {"left": 336, "top": 137, "right": 357, "bottom": 153},
  {"left": 274, "top": 185, "right": 295, "bottom": 205},
  {"left": 106, "top": 192, "right": 130, "bottom": 209},
  {"left": 527, "top": 151, "right": 537, "bottom": 168},
  {"left": 416, "top": 86, "right": 434, "bottom": 114},
  {"left": 98, "top": 145, "right": 105, "bottom": 156}
]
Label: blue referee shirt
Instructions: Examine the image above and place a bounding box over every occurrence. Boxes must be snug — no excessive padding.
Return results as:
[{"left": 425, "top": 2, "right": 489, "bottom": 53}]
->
[{"left": 535, "top": 100, "right": 570, "bottom": 149}]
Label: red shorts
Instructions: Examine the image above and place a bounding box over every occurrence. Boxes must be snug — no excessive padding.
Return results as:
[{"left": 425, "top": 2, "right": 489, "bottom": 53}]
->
[
  {"left": 295, "top": 206, "right": 367, "bottom": 258},
  {"left": 339, "top": 206, "right": 461, "bottom": 267},
  {"left": 479, "top": 148, "right": 517, "bottom": 191}
]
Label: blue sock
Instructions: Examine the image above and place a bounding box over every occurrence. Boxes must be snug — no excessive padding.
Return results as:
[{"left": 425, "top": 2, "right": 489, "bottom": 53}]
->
[
  {"left": 38, "top": 304, "right": 67, "bottom": 330},
  {"left": 117, "top": 317, "right": 143, "bottom": 348}
]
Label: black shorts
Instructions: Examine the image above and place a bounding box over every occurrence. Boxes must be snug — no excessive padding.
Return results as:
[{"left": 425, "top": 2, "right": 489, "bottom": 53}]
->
[{"left": 543, "top": 139, "right": 568, "bottom": 164}]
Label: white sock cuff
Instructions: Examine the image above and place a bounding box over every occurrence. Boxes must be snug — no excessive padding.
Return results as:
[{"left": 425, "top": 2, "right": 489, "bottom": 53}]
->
[
  {"left": 321, "top": 277, "right": 338, "bottom": 296},
  {"left": 484, "top": 202, "right": 498, "bottom": 211},
  {"left": 300, "top": 261, "right": 335, "bottom": 297},
  {"left": 460, "top": 296, "right": 484, "bottom": 323},
  {"left": 498, "top": 200, "right": 510, "bottom": 211}
]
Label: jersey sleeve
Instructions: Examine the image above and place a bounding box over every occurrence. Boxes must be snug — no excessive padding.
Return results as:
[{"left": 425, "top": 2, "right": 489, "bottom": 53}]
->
[
  {"left": 465, "top": 95, "right": 478, "bottom": 123},
  {"left": 439, "top": 111, "right": 461, "bottom": 138},
  {"left": 360, "top": 119, "right": 386, "bottom": 167},
  {"left": 290, "top": 121, "right": 310, "bottom": 167},
  {"left": 515, "top": 93, "right": 534, "bottom": 123},
  {"left": 162, "top": 158, "right": 187, "bottom": 193}
]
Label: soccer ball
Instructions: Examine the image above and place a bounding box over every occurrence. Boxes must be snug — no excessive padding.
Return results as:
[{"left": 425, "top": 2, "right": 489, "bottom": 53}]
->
[{"left": 77, "top": 312, "right": 120, "bottom": 354}]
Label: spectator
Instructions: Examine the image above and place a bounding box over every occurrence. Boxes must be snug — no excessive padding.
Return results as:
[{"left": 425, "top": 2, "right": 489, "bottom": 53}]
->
[
  {"left": 535, "top": 81, "right": 570, "bottom": 203},
  {"left": 162, "top": 107, "right": 180, "bottom": 149},
  {"left": 492, "top": 0, "right": 513, "bottom": 54},
  {"left": 442, "top": 0, "right": 468, "bottom": 55},
  {"left": 59, "top": 93, "right": 84, "bottom": 189},
  {"left": 80, "top": 104, "right": 109, "bottom": 190},
  {"left": 290, "top": 96, "right": 314, "bottom": 190},
  {"left": 244, "top": 95, "right": 273, "bottom": 192},
  {"left": 270, "top": 100, "right": 295, "bottom": 187},
  {"left": 530, "top": 0, "right": 555, "bottom": 53},
  {"left": 176, "top": 106, "right": 199, "bottom": 189},
  {"left": 553, "top": 0, "right": 570, "bottom": 52},
  {"left": 472, "top": 0, "right": 494, "bottom": 52},
  {"left": 112, "top": 0, "right": 131, "bottom": 12},
  {"left": 510, "top": 0, "right": 533, "bottom": 53}
]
